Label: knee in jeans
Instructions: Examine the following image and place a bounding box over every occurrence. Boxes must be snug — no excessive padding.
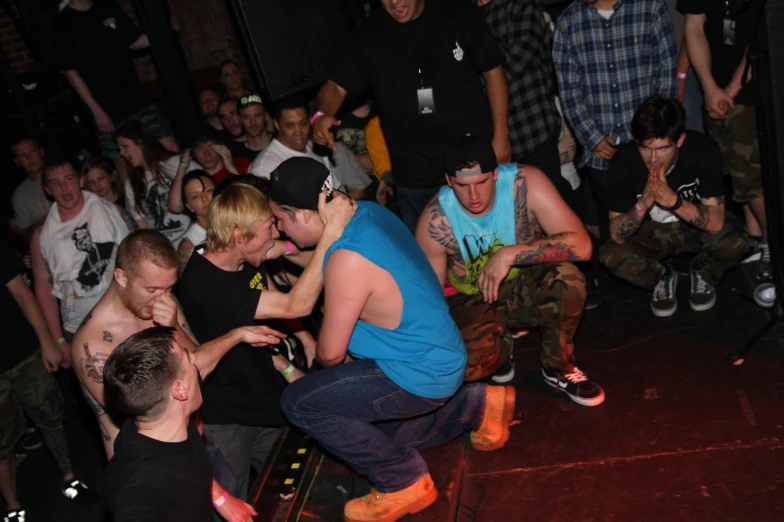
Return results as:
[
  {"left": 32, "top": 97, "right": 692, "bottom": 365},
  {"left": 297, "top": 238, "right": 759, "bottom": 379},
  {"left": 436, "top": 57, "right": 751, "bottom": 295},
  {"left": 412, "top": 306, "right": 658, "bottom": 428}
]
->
[{"left": 280, "top": 381, "right": 311, "bottom": 422}]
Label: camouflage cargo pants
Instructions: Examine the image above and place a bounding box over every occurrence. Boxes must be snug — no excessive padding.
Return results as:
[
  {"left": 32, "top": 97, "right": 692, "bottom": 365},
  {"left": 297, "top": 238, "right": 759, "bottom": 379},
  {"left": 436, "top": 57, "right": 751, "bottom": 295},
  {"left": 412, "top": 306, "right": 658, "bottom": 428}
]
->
[
  {"left": 447, "top": 262, "right": 586, "bottom": 381},
  {"left": 599, "top": 215, "right": 752, "bottom": 290}
]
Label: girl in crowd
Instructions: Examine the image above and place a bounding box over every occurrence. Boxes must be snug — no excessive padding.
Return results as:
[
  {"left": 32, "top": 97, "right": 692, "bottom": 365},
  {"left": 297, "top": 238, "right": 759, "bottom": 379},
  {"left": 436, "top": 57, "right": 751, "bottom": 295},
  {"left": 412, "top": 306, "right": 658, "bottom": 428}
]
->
[
  {"left": 219, "top": 59, "right": 251, "bottom": 99},
  {"left": 115, "top": 121, "right": 196, "bottom": 245},
  {"left": 80, "top": 157, "right": 138, "bottom": 231},
  {"left": 176, "top": 170, "right": 215, "bottom": 275}
]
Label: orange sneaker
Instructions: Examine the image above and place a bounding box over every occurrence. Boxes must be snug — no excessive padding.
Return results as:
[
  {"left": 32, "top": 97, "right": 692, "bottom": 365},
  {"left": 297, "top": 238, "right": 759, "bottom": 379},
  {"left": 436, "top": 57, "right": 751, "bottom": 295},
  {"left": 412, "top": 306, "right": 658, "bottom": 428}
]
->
[
  {"left": 470, "top": 385, "right": 516, "bottom": 451},
  {"left": 344, "top": 473, "right": 438, "bottom": 522}
]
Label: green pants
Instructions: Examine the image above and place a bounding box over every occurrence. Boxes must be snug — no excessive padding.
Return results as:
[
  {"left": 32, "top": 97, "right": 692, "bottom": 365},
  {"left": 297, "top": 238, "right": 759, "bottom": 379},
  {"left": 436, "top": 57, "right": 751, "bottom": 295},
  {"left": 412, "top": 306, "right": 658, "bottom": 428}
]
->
[
  {"left": 448, "top": 262, "right": 586, "bottom": 381},
  {"left": 600, "top": 216, "right": 752, "bottom": 290}
]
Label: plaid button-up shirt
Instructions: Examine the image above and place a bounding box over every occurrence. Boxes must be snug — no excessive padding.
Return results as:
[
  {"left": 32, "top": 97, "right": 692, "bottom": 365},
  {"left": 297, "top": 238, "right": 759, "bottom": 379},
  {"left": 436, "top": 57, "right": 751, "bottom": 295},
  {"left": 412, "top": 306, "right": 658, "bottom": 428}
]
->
[
  {"left": 553, "top": 0, "right": 677, "bottom": 170},
  {"left": 483, "top": 0, "right": 561, "bottom": 159}
]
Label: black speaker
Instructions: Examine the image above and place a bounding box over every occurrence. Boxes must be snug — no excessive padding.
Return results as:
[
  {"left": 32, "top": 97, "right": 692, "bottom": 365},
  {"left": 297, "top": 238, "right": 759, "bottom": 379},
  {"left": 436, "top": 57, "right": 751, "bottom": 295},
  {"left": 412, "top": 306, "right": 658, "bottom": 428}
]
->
[{"left": 228, "top": 0, "right": 351, "bottom": 102}]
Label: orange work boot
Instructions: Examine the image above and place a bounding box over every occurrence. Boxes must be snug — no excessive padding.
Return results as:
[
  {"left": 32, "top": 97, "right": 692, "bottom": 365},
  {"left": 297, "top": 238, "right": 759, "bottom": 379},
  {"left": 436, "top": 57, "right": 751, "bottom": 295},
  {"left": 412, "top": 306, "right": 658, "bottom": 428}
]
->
[
  {"left": 344, "top": 473, "right": 438, "bottom": 522},
  {"left": 470, "top": 385, "right": 516, "bottom": 451}
]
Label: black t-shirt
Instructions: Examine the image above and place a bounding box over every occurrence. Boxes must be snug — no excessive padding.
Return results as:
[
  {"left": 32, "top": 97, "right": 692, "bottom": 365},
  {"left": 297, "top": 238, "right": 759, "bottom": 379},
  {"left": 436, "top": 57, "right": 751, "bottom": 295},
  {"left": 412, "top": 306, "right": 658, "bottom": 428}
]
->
[
  {"left": 53, "top": 0, "right": 149, "bottom": 121},
  {"left": 103, "top": 418, "right": 212, "bottom": 522},
  {"left": 0, "top": 240, "right": 39, "bottom": 374},
  {"left": 607, "top": 131, "right": 724, "bottom": 223},
  {"left": 177, "top": 249, "right": 286, "bottom": 426},
  {"left": 678, "top": 0, "right": 763, "bottom": 106},
  {"left": 331, "top": 0, "right": 504, "bottom": 188},
  {"left": 225, "top": 136, "right": 260, "bottom": 163}
]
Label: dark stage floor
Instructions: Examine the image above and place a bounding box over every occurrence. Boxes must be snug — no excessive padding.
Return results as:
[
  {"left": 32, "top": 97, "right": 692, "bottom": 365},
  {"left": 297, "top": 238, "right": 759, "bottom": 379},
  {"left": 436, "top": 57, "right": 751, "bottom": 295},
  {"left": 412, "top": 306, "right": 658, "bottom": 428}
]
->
[{"left": 12, "top": 262, "right": 784, "bottom": 522}]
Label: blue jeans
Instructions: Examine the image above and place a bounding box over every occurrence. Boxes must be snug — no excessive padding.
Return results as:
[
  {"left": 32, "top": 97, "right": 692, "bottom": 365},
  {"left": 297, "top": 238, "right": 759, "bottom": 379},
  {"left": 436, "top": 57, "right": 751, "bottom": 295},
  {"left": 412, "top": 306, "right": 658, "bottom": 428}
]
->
[
  {"left": 684, "top": 69, "right": 705, "bottom": 133},
  {"left": 396, "top": 185, "right": 442, "bottom": 234},
  {"left": 281, "top": 359, "right": 486, "bottom": 492}
]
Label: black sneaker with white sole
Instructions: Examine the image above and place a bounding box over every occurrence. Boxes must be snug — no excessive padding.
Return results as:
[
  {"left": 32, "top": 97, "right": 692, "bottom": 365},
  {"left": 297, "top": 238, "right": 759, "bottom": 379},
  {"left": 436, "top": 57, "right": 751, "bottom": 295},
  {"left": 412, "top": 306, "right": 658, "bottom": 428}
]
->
[
  {"left": 542, "top": 365, "right": 605, "bottom": 406},
  {"left": 651, "top": 265, "right": 677, "bottom": 317},
  {"left": 689, "top": 258, "right": 716, "bottom": 311},
  {"left": 491, "top": 355, "right": 515, "bottom": 384}
]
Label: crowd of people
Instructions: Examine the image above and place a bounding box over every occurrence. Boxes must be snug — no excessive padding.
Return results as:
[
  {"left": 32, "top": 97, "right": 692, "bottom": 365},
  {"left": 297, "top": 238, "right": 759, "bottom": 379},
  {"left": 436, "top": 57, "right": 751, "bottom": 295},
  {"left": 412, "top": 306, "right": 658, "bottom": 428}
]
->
[{"left": 1, "top": 0, "right": 770, "bottom": 521}]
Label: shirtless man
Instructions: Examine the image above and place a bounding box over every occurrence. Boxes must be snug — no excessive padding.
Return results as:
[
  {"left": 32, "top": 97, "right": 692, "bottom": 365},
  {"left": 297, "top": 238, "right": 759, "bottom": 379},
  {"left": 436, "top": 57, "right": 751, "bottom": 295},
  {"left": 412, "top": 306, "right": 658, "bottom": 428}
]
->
[
  {"left": 269, "top": 157, "right": 516, "bottom": 522},
  {"left": 415, "top": 137, "right": 605, "bottom": 406},
  {"left": 71, "top": 229, "right": 284, "bottom": 522}
]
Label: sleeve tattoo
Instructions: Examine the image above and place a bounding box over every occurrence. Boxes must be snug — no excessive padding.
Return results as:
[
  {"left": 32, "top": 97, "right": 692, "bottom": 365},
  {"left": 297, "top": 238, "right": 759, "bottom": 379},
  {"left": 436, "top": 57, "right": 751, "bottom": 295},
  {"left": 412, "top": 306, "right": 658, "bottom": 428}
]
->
[
  {"left": 514, "top": 173, "right": 534, "bottom": 243},
  {"left": 426, "top": 200, "right": 460, "bottom": 254},
  {"left": 82, "top": 343, "right": 108, "bottom": 384},
  {"left": 83, "top": 392, "right": 111, "bottom": 442},
  {"left": 511, "top": 232, "right": 580, "bottom": 266}
]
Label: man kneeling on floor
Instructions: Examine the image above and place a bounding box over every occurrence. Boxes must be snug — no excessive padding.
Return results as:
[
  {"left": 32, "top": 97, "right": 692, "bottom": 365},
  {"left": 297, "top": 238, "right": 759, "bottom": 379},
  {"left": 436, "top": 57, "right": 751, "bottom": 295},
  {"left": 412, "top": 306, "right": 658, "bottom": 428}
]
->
[
  {"left": 600, "top": 96, "right": 752, "bottom": 317},
  {"left": 270, "top": 157, "right": 516, "bottom": 522}
]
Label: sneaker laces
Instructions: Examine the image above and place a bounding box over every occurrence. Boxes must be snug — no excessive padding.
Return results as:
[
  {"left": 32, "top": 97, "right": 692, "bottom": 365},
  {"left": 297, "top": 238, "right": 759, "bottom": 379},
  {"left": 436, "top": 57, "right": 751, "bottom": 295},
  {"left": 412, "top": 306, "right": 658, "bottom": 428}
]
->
[
  {"left": 760, "top": 241, "right": 771, "bottom": 264},
  {"left": 692, "top": 270, "right": 710, "bottom": 294},
  {"left": 562, "top": 367, "right": 588, "bottom": 384},
  {"left": 653, "top": 277, "right": 669, "bottom": 301}
]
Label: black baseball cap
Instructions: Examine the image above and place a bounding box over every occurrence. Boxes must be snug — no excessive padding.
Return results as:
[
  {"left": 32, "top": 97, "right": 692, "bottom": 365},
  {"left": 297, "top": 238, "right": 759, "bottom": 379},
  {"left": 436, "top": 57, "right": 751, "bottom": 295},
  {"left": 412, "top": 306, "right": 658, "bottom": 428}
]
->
[
  {"left": 268, "top": 157, "right": 334, "bottom": 211},
  {"left": 444, "top": 136, "right": 498, "bottom": 177}
]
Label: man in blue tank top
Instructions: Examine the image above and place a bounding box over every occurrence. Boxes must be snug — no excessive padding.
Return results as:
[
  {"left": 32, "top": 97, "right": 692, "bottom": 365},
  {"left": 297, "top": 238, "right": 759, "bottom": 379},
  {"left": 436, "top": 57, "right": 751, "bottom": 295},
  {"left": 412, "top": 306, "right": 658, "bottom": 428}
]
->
[
  {"left": 416, "top": 137, "right": 605, "bottom": 407},
  {"left": 269, "top": 157, "right": 516, "bottom": 522}
]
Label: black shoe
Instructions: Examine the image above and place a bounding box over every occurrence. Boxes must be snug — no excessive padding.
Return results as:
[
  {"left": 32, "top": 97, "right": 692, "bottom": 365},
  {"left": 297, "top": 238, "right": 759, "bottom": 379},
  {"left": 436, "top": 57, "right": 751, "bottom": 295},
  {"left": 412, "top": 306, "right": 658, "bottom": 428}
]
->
[
  {"left": 651, "top": 265, "right": 678, "bottom": 317},
  {"left": 689, "top": 258, "right": 716, "bottom": 312},
  {"left": 491, "top": 355, "right": 515, "bottom": 384},
  {"left": 15, "top": 427, "right": 42, "bottom": 452},
  {"left": 61, "top": 479, "right": 95, "bottom": 504},
  {"left": 542, "top": 364, "right": 605, "bottom": 406},
  {"left": 4, "top": 509, "right": 26, "bottom": 522},
  {"left": 584, "top": 277, "right": 602, "bottom": 310}
]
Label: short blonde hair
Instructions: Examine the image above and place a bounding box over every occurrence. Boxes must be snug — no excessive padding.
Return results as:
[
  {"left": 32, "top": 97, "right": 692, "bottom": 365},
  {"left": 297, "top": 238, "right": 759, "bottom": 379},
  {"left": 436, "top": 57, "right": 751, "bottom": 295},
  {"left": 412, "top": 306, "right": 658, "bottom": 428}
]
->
[{"left": 207, "top": 183, "right": 272, "bottom": 251}]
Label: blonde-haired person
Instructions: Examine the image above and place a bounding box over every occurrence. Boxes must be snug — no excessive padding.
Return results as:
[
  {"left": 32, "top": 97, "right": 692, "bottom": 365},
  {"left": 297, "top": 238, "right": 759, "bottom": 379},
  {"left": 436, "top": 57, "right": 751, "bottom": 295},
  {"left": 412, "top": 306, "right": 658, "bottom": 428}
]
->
[
  {"left": 176, "top": 179, "right": 356, "bottom": 501},
  {"left": 81, "top": 157, "right": 138, "bottom": 232},
  {"left": 176, "top": 170, "right": 215, "bottom": 275}
]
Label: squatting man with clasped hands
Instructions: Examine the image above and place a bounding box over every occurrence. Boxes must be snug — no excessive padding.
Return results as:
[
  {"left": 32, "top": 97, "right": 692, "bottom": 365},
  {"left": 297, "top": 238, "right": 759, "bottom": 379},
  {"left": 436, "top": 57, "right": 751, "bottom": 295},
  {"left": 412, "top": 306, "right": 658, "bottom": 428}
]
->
[{"left": 600, "top": 96, "right": 752, "bottom": 317}]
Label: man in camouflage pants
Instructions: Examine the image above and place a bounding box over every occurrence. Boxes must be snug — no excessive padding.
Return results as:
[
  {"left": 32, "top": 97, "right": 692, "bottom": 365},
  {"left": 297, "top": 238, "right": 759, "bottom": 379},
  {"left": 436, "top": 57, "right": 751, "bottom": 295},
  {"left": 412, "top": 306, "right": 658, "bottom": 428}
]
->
[
  {"left": 601, "top": 97, "right": 751, "bottom": 317},
  {"left": 417, "top": 137, "right": 605, "bottom": 407}
]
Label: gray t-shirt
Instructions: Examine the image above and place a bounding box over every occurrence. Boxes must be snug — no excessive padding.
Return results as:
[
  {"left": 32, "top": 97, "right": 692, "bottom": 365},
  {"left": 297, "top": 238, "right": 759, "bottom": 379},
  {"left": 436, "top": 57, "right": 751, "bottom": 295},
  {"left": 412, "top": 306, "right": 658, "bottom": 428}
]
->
[{"left": 12, "top": 177, "right": 51, "bottom": 228}]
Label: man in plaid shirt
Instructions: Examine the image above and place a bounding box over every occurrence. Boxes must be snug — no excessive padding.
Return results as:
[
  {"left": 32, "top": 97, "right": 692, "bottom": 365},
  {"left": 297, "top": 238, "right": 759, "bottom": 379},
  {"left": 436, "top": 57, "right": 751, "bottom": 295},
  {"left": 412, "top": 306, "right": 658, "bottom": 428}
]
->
[
  {"left": 477, "top": 0, "right": 573, "bottom": 207},
  {"left": 553, "top": 0, "right": 677, "bottom": 295}
]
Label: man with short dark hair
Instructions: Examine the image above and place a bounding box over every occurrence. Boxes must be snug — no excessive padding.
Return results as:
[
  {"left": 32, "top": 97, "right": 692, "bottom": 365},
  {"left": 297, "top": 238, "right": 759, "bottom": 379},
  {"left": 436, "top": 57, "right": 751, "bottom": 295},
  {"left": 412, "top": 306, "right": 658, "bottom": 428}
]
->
[
  {"left": 237, "top": 94, "right": 272, "bottom": 154},
  {"left": 217, "top": 97, "right": 258, "bottom": 162},
  {"left": 249, "top": 97, "right": 371, "bottom": 200},
  {"left": 600, "top": 96, "right": 752, "bottom": 317},
  {"left": 9, "top": 136, "right": 51, "bottom": 239},
  {"left": 102, "top": 324, "right": 282, "bottom": 522},
  {"left": 415, "top": 137, "right": 603, "bottom": 406},
  {"left": 198, "top": 87, "right": 224, "bottom": 136},
  {"left": 268, "top": 157, "right": 515, "bottom": 522},
  {"left": 31, "top": 160, "right": 129, "bottom": 370}
]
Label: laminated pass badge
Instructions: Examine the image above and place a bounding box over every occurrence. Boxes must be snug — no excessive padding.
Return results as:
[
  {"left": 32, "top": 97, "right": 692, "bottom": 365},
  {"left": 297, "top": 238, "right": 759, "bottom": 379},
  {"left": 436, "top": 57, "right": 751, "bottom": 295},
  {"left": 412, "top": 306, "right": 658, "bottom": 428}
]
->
[{"left": 417, "top": 68, "right": 435, "bottom": 115}]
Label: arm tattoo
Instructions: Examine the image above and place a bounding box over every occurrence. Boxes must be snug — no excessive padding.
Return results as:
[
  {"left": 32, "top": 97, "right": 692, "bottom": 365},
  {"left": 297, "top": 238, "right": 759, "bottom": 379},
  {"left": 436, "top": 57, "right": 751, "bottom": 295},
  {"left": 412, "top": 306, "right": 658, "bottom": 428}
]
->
[
  {"left": 511, "top": 232, "right": 579, "bottom": 266},
  {"left": 83, "top": 343, "right": 109, "bottom": 384},
  {"left": 103, "top": 331, "right": 113, "bottom": 343},
  {"left": 688, "top": 204, "right": 711, "bottom": 230},
  {"left": 426, "top": 199, "right": 460, "bottom": 255},
  {"left": 615, "top": 211, "right": 645, "bottom": 240},
  {"left": 82, "top": 392, "right": 111, "bottom": 441},
  {"left": 177, "top": 241, "right": 194, "bottom": 276},
  {"left": 514, "top": 173, "right": 534, "bottom": 243},
  {"left": 171, "top": 294, "right": 198, "bottom": 344}
]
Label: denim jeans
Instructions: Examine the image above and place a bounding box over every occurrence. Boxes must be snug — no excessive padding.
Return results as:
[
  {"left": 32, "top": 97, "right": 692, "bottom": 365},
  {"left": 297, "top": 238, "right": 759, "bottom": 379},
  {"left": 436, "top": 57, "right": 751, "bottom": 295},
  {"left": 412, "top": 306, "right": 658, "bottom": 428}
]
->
[
  {"left": 683, "top": 69, "right": 705, "bottom": 133},
  {"left": 396, "top": 185, "right": 443, "bottom": 234},
  {"left": 281, "top": 359, "right": 486, "bottom": 492}
]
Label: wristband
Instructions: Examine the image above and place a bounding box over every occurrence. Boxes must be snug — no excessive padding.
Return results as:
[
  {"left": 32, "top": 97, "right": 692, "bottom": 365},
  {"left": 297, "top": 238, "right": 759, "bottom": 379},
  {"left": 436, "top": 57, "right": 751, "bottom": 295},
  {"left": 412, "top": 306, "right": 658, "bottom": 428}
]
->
[
  {"left": 677, "top": 72, "right": 688, "bottom": 80},
  {"left": 54, "top": 337, "right": 66, "bottom": 346},
  {"left": 309, "top": 111, "right": 325, "bottom": 126},
  {"left": 634, "top": 202, "right": 648, "bottom": 215},
  {"left": 213, "top": 491, "right": 228, "bottom": 509},
  {"left": 284, "top": 240, "right": 294, "bottom": 256},
  {"left": 180, "top": 160, "right": 190, "bottom": 168},
  {"left": 281, "top": 363, "right": 295, "bottom": 377},
  {"left": 664, "top": 196, "right": 683, "bottom": 212}
]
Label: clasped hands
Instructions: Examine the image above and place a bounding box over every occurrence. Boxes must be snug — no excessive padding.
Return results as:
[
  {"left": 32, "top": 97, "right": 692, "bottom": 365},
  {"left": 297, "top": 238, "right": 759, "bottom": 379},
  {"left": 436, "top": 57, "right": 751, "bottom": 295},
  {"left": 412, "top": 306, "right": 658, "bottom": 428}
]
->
[{"left": 639, "top": 165, "right": 678, "bottom": 211}]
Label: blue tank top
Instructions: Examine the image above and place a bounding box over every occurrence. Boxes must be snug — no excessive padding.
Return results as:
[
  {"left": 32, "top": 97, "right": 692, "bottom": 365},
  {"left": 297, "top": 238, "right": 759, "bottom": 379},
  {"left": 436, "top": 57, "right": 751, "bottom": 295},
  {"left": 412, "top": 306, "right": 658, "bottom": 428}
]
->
[
  {"left": 323, "top": 202, "right": 466, "bottom": 399},
  {"left": 438, "top": 162, "right": 519, "bottom": 295}
]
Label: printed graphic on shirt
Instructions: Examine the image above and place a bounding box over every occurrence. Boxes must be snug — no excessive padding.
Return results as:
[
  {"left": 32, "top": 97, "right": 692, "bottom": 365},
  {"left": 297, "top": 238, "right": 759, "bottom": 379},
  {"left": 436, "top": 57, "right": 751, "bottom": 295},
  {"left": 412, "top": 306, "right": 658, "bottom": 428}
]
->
[
  {"left": 642, "top": 179, "right": 701, "bottom": 224},
  {"left": 450, "top": 232, "right": 518, "bottom": 294},
  {"left": 72, "top": 223, "right": 115, "bottom": 291},
  {"left": 453, "top": 41, "right": 464, "bottom": 61},
  {"left": 249, "top": 271, "right": 267, "bottom": 291},
  {"left": 146, "top": 184, "right": 181, "bottom": 232},
  {"left": 103, "top": 17, "right": 116, "bottom": 30}
]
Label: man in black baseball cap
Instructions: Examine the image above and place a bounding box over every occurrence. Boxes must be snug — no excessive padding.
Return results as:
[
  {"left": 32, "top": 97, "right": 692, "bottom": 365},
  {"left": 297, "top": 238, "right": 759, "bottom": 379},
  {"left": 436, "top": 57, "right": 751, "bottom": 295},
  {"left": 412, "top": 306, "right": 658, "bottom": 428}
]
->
[
  {"left": 416, "top": 135, "right": 604, "bottom": 407},
  {"left": 271, "top": 157, "right": 516, "bottom": 522}
]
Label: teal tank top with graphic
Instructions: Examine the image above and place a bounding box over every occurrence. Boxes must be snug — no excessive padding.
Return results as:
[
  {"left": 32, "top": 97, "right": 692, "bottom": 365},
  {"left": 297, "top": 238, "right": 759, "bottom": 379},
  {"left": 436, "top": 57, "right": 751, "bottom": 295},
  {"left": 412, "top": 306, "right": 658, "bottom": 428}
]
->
[{"left": 438, "top": 162, "right": 519, "bottom": 295}]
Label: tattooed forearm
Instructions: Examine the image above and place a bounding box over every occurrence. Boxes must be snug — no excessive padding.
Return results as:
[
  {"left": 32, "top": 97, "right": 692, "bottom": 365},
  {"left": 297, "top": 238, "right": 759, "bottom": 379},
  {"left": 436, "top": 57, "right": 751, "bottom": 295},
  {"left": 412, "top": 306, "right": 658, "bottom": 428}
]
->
[
  {"left": 514, "top": 174, "right": 533, "bottom": 243},
  {"left": 688, "top": 204, "right": 711, "bottom": 230},
  {"left": 511, "top": 232, "right": 580, "bottom": 266},
  {"left": 615, "top": 211, "right": 645, "bottom": 240},
  {"left": 83, "top": 343, "right": 109, "bottom": 383},
  {"left": 426, "top": 200, "right": 461, "bottom": 254}
]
